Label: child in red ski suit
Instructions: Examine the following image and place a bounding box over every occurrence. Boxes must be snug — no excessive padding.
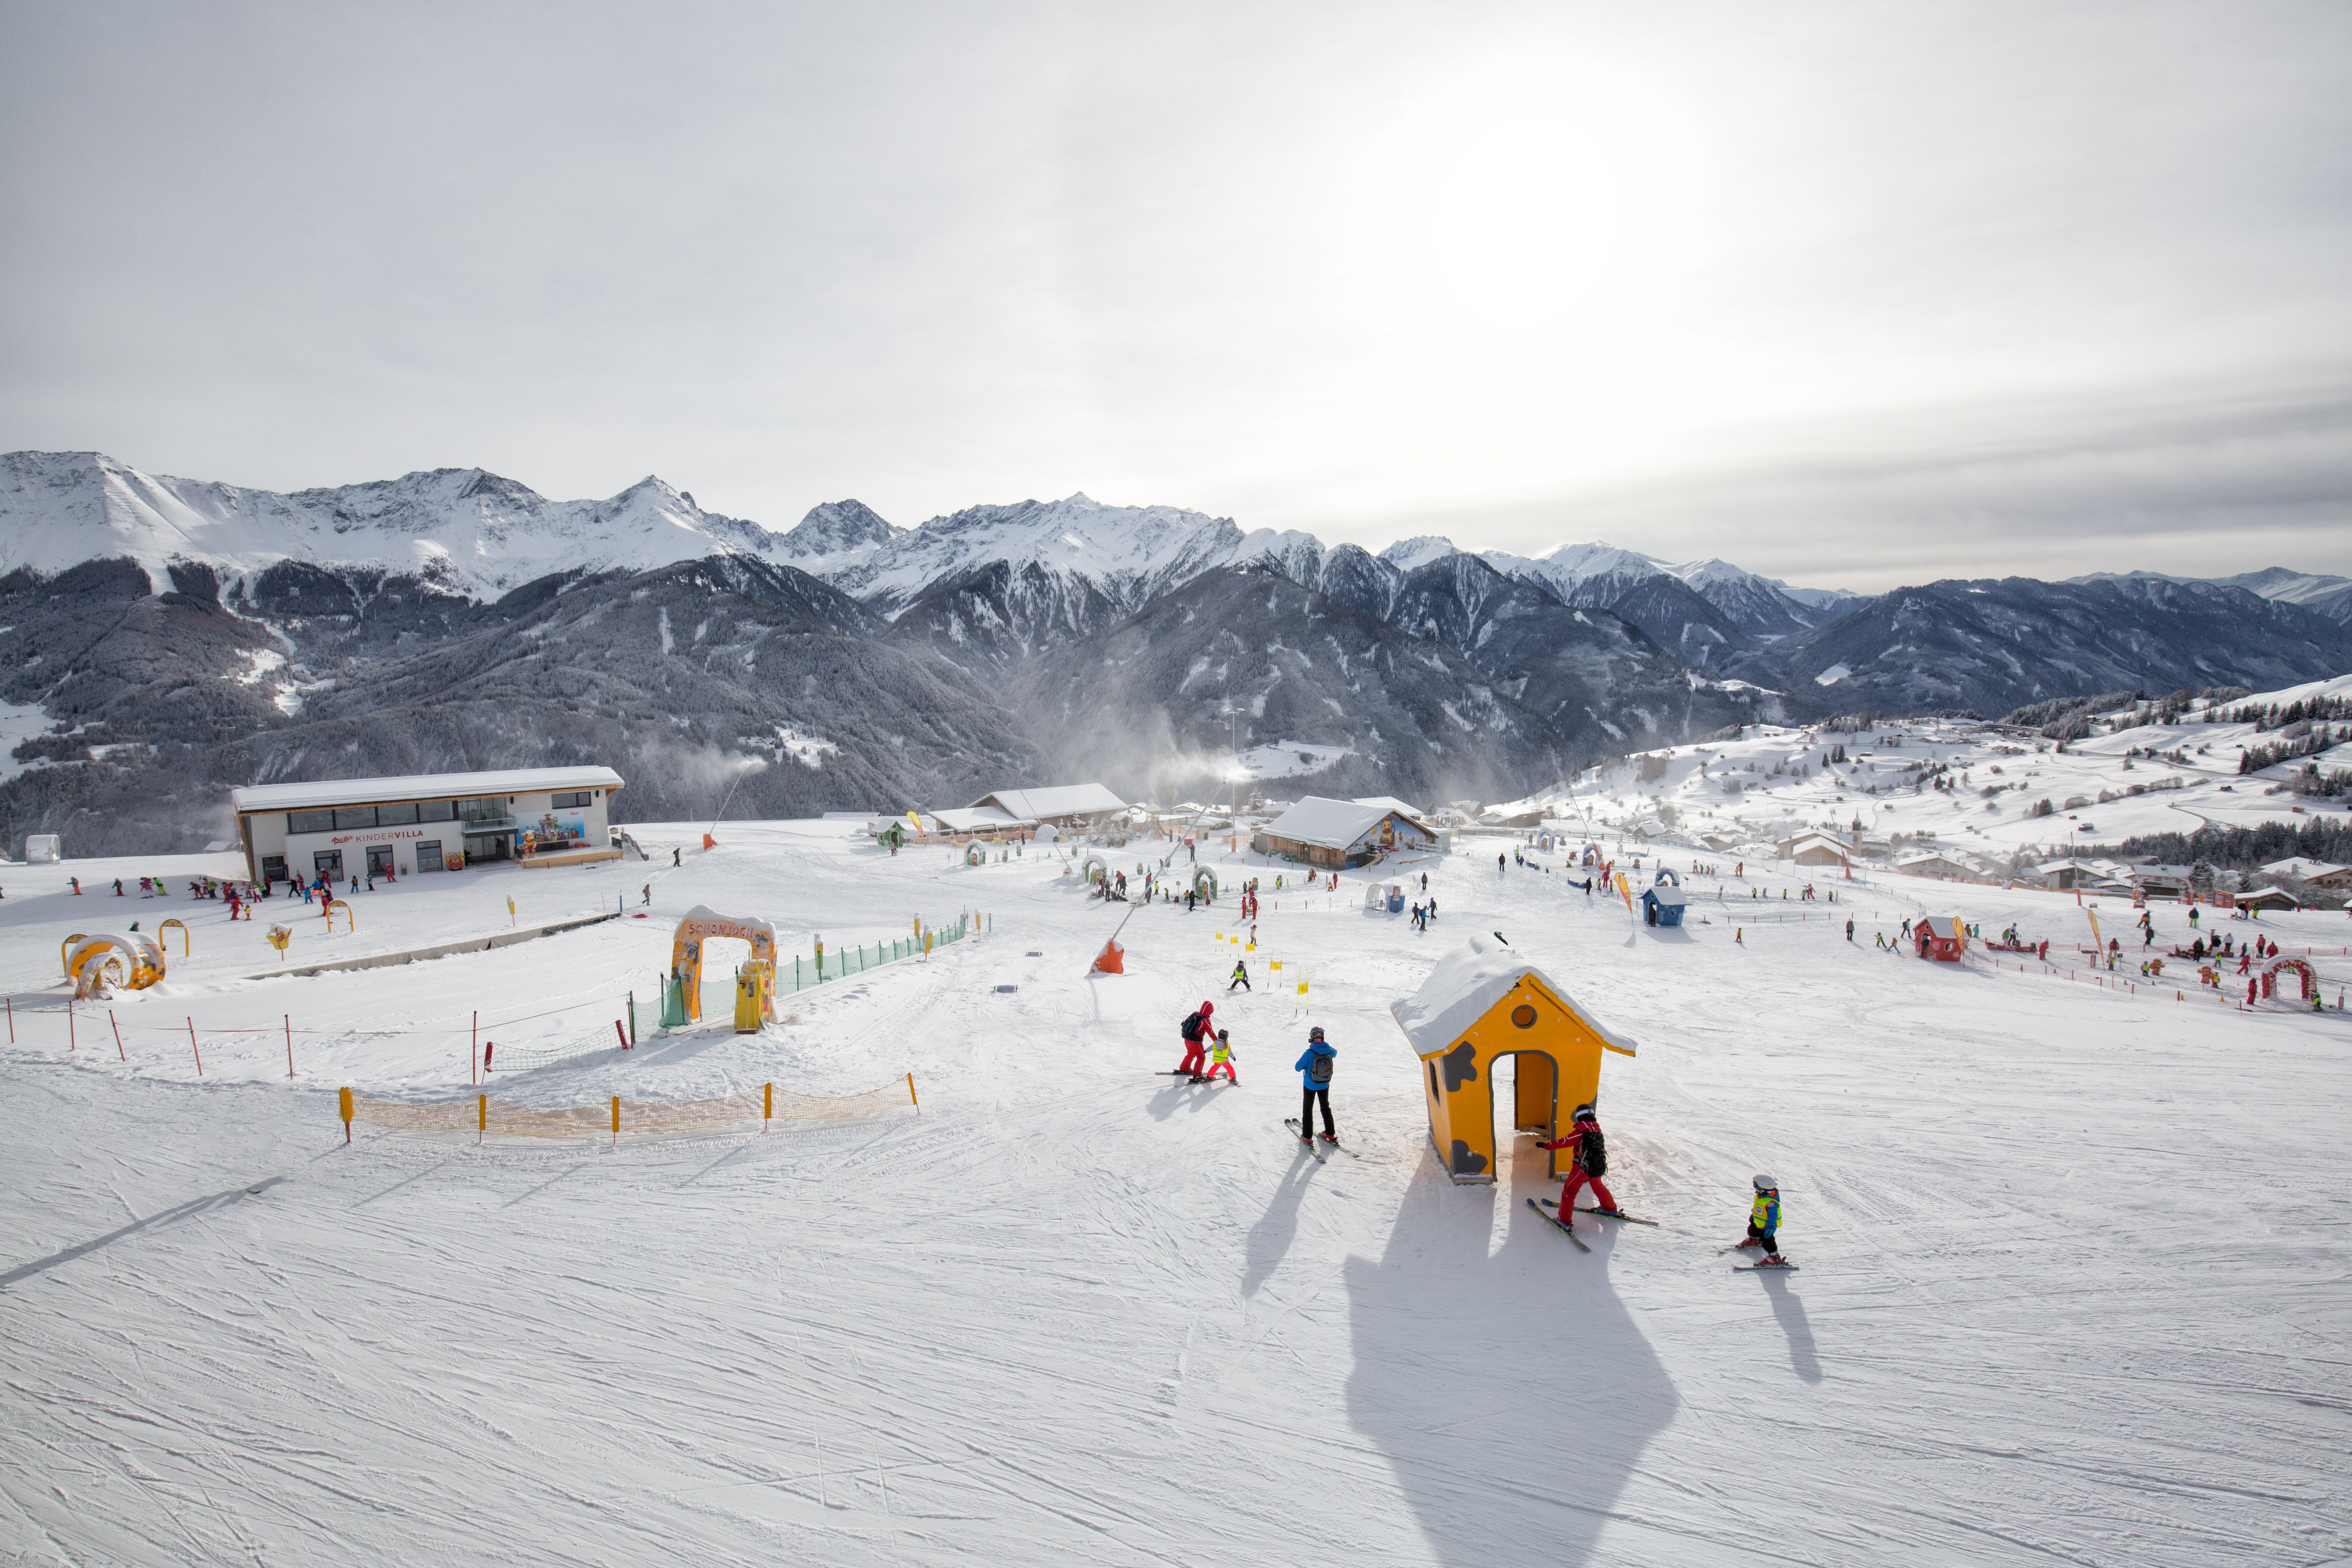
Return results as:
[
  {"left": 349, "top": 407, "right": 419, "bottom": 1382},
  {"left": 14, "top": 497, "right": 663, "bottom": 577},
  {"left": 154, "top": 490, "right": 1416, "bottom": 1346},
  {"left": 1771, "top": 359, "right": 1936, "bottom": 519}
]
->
[{"left": 1538, "top": 1104, "right": 1618, "bottom": 1220}]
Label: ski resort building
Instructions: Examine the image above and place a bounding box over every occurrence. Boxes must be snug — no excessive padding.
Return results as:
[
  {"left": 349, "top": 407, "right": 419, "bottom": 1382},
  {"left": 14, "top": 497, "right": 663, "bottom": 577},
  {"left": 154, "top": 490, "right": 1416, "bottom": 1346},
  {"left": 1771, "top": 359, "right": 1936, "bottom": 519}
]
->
[
  {"left": 230, "top": 766, "right": 624, "bottom": 887},
  {"left": 965, "top": 784, "right": 1126, "bottom": 832},
  {"left": 1780, "top": 831, "right": 1852, "bottom": 867},
  {"left": 1254, "top": 797, "right": 1437, "bottom": 869},
  {"left": 2264, "top": 858, "right": 2352, "bottom": 890}
]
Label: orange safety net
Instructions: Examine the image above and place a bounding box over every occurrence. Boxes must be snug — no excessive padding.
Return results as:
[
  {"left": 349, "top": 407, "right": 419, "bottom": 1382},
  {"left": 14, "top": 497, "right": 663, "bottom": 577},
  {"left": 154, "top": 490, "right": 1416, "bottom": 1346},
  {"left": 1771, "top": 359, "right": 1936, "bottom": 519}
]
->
[{"left": 344, "top": 1076, "right": 915, "bottom": 1140}]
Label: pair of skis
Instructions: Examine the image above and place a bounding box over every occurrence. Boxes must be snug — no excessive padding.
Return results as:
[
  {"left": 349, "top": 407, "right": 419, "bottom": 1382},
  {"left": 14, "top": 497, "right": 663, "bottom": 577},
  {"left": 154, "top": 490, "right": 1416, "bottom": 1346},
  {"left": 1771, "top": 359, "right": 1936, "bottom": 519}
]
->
[{"left": 1282, "top": 1118, "right": 1360, "bottom": 1161}]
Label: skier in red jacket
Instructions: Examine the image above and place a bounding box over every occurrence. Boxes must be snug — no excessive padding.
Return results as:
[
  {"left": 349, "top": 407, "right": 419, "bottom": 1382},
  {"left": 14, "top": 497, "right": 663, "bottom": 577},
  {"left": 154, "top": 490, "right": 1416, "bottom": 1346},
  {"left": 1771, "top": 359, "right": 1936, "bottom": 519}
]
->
[
  {"left": 1176, "top": 1001, "right": 1215, "bottom": 1078},
  {"left": 1538, "top": 1103, "right": 1619, "bottom": 1224}
]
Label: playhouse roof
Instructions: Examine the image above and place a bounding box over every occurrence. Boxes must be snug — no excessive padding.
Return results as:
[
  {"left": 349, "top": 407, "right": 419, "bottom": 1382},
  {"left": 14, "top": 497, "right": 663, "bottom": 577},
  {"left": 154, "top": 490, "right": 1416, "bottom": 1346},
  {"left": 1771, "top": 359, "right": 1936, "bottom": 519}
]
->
[
  {"left": 1918, "top": 916, "right": 1963, "bottom": 940},
  {"left": 1389, "top": 933, "right": 1637, "bottom": 1058},
  {"left": 1641, "top": 881, "right": 1689, "bottom": 906}
]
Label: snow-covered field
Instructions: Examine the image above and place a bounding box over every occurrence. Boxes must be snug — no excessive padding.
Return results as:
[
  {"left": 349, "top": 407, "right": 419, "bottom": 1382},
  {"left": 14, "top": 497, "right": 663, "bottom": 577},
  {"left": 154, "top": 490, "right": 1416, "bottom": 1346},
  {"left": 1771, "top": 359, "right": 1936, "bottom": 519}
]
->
[
  {"left": 3, "top": 822, "right": 2350, "bottom": 1564},
  {"left": 1512, "top": 673, "right": 2352, "bottom": 873}
]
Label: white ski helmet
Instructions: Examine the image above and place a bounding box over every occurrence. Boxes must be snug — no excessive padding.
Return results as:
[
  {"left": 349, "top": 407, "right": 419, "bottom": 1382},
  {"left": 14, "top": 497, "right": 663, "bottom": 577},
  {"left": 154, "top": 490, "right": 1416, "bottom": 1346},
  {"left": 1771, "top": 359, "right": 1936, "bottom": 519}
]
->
[{"left": 1752, "top": 1174, "right": 1778, "bottom": 1193}]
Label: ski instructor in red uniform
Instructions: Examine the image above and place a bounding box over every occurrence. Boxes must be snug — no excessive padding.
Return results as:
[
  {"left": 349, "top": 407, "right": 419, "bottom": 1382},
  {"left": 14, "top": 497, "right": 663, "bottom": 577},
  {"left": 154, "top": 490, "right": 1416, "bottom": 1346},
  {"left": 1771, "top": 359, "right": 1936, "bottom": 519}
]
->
[{"left": 1176, "top": 1001, "right": 1215, "bottom": 1078}]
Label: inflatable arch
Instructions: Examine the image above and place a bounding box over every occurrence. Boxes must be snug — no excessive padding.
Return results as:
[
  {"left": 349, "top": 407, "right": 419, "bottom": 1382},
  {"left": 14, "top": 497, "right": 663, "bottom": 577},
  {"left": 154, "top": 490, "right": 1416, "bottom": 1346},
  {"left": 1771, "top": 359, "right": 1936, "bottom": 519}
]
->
[
  {"left": 2262, "top": 956, "right": 2317, "bottom": 1001},
  {"left": 60, "top": 933, "right": 87, "bottom": 982},
  {"left": 1192, "top": 867, "right": 1218, "bottom": 900},
  {"left": 158, "top": 917, "right": 189, "bottom": 956},
  {"left": 668, "top": 906, "right": 777, "bottom": 1026},
  {"left": 68, "top": 933, "right": 165, "bottom": 999},
  {"left": 1078, "top": 853, "right": 1109, "bottom": 885}
]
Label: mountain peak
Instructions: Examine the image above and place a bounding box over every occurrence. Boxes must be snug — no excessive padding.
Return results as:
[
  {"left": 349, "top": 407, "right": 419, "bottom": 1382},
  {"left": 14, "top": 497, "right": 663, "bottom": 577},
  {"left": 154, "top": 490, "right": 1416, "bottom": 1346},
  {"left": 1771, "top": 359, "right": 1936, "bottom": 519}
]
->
[{"left": 1378, "top": 535, "right": 1460, "bottom": 571}]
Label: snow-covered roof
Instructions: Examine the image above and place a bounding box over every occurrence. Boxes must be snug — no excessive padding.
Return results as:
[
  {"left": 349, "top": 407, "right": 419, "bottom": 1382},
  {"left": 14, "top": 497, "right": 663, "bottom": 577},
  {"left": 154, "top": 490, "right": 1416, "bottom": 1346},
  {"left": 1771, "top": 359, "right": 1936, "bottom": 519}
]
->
[
  {"left": 1390, "top": 933, "right": 1637, "bottom": 1058},
  {"left": 932, "top": 806, "right": 1032, "bottom": 832},
  {"left": 1641, "top": 880, "right": 1689, "bottom": 906},
  {"left": 1919, "top": 916, "right": 1964, "bottom": 939},
  {"left": 1261, "top": 796, "right": 1425, "bottom": 849},
  {"left": 2264, "top": 858, "right": 2347, "bottom": 878},
  {"left": 1898, "top": 851, "right": 1972, "bottom": 869},
  {"left": 971, "top": 783, "right": 1126, "bottom": 820},
  {"left": 232, "top": 766, "right": 624, "bottom": 813},
  {"left": 1351, "top": 795, "right": 1429, "bottom": 822}
]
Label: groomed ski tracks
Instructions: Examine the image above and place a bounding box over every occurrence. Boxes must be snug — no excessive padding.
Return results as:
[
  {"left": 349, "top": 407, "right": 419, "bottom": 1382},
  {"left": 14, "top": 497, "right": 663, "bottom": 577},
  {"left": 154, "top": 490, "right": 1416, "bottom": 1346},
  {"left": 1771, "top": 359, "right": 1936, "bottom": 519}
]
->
[{"left": 1281, "top": 1119, "right": 1329, "bottom": 1162}]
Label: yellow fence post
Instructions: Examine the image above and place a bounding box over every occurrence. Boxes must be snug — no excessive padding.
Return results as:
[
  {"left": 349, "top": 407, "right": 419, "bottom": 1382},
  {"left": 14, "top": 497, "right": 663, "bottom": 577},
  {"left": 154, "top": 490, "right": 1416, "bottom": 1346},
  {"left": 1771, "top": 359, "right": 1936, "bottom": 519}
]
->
[
  {"left": 611, "top": 1095, "right": 621, "bottom": 1147},
  {"left": 339, "top": 1086, "right": 353, "bottom": 1144},
  {"left": 907, "top": 1073, "right": 919, "bottom": 1113},
  {"left": 764, "top": 1082, "right": 772, "bottom": 1131},
  {"left": 477, "top": 1093, "right": 486, "bottom": 1145}
]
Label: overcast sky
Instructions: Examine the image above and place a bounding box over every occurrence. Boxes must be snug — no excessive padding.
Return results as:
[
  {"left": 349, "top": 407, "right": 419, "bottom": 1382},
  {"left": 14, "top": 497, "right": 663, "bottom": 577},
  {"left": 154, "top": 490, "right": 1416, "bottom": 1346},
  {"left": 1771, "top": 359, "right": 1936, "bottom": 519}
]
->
[{"left": 3, "top": 2, "right": 2347, "bottom": 589}]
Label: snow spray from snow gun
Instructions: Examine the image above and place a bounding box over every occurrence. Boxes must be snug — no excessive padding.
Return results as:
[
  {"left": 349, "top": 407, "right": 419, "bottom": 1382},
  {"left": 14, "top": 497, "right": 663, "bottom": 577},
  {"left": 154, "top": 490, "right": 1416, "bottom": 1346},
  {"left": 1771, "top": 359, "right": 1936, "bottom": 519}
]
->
[{"left": 700, "top": 755, "right": 769, "bottom": 850}]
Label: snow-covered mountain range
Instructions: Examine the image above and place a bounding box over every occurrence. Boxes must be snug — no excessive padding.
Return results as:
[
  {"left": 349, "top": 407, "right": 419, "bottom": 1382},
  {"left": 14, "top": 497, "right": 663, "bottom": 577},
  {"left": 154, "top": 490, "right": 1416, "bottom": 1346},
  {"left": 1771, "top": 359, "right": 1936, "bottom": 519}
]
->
[{"left": 4, "top": 448, "right": 2350, "bottom": 855}]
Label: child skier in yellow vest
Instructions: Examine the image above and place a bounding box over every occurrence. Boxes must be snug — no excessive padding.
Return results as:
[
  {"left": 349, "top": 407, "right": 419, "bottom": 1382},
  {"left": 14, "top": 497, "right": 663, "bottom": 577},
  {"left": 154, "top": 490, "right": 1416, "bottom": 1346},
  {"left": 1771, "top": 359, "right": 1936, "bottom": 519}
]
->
[{"left": 1203, "top": 1029, "right": 1238, "bottom": 1084}]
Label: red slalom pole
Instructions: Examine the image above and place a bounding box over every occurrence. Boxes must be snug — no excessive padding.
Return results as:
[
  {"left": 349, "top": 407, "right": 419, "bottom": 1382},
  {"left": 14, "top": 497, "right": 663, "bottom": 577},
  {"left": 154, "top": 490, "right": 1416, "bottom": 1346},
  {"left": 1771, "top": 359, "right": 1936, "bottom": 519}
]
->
[
  {"left": 110, "top": 1009, "right": 127, "bottom": 1061},
  {"left": 187, "top": 1016, "right": 203, "bottom": 1076}
]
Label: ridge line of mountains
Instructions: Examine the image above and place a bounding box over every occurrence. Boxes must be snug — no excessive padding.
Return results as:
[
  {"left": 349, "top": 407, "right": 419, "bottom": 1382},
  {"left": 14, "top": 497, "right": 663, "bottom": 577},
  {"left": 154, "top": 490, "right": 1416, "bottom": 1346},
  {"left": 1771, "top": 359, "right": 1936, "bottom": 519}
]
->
[{"left": 4, "top": 450, "right": 2350, "bottom": 855}]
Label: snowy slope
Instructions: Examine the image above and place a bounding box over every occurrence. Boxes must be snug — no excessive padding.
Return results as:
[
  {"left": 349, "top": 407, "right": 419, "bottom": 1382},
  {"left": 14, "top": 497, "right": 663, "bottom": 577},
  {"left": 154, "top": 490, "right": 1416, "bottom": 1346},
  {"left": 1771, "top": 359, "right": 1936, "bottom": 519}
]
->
[
  {"left": 1501, "top": 672, "right": 2352, "bottom": 874},
  {"left": 0, "top": 451, "right": 805, "bottom": 599},
  {"left": 1, "top": 820, "right": 2346, "bottom": 1564}
]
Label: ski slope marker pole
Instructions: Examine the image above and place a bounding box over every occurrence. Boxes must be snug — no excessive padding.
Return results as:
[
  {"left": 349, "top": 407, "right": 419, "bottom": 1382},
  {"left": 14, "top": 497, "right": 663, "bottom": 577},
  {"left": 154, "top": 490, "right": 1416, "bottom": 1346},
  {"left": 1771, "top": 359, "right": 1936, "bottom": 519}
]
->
[
  {"left": 109, "top": 1009, "right": 126, "bottom": 1061},
  {"left": 187, "top": 1016, "right": 203, "bottom": 1076},
  {"left": 286, "top": 1015, "right": 294, "bottom": 1077},
  {"left": 908, "top": 1073, "right": 919, "bottom": 1113},
  {"left": 472, "top": 1010, "right": 479, "bottom": 1084}
]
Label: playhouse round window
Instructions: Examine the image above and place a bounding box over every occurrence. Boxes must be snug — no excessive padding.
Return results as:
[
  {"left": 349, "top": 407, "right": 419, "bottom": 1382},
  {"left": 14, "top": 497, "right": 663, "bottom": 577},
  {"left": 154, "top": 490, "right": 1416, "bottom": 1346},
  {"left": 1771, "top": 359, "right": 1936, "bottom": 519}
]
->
[{"left": 1511, "top": 1004, "right": 1537, "bottom": 1029}]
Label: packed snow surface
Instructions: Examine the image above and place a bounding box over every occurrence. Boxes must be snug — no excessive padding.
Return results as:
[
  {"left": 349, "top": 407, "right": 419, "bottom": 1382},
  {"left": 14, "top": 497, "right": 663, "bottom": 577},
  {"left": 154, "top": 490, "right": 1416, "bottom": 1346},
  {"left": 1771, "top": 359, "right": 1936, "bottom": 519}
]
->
[{"left": 2, "top": 822, "right": 2348, "bottom": 1564}]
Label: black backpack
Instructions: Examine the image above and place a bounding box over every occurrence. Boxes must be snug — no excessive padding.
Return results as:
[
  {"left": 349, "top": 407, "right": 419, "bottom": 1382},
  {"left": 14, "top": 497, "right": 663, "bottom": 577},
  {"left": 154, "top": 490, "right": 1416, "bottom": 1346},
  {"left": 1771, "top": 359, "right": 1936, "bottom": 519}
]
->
[
  {"left": 1181, "top": 1011, "right": 1206, "bottom": 1042},
  {"left": 1578, "top": 1125, "right": 1607, "bottom": 1177},
  {"left": 1308, "top": 1049, "right": 1334, "bottom": 1085}
]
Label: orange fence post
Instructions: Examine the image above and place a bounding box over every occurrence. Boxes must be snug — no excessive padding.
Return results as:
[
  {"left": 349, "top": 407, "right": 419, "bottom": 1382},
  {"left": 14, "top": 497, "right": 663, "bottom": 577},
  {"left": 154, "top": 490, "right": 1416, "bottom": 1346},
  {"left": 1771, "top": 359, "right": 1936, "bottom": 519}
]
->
[
  {"left": 477, "top": 1094, "right": 487, "bottom": 1144},
  {"left": 340, "top": 1086, "right": 354, "bottom": 1143},
  {"left": 109, "top": 1010, "right": 126, "bottom": 1062},
  {"left": 611, "top": 1095, "right": 621, "bottom": 1148},
  {"left": 907, "top": 1073, "right": 919, "bottom": 1113},
  {"left": 187, "top": 1016, "right": 203, "bottom": 1076},
  {"left": 764, "top": 1082, "right": 772, "bottom": 1131}
]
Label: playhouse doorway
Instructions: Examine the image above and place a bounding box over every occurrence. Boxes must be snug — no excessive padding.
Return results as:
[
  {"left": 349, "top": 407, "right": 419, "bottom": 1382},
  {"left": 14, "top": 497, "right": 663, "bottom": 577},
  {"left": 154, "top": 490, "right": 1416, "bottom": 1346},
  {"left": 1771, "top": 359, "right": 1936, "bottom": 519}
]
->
[{"left": 1488, "top": 1049, "right": 1565, "bottom": 1179}]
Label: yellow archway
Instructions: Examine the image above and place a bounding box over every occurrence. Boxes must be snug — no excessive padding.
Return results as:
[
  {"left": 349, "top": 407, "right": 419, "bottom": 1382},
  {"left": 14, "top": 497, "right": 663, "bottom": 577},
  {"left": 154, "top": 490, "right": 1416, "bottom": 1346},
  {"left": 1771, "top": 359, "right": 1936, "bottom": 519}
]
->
[
  {"left": 669, "top": 905, "right": 778, "bottom": 1026},
  {"left": 158, "top": 917, "right": 190, "bottom": 956}
]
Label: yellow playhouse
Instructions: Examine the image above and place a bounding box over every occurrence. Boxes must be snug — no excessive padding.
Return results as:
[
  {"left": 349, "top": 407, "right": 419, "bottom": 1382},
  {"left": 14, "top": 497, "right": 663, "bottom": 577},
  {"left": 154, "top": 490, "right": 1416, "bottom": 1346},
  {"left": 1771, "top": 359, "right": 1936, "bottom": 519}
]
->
[{"left": 1389, "top": 933, "right": 1638, "bottom": 1183}]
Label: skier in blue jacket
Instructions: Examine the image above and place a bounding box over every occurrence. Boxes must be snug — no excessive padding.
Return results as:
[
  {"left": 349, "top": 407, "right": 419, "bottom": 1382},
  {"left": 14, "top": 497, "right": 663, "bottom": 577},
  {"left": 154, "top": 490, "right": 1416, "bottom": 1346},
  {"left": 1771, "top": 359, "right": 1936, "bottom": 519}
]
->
[{"left": 1294, "top": 1027, "right": 1338, "bottom": 1144}]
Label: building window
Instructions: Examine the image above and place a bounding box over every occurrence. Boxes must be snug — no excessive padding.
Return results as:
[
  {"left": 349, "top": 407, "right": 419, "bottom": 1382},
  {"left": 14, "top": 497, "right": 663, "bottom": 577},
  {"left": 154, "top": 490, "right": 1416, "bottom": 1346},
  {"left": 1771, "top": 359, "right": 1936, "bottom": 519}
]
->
[
  {"left": 376, "top": 801, "right": 419, "bottom": 825},
  {"left": 261, "top": 855, "right": 287, "bottom": 883},
  {"left": 459, "top": 797, "right": 506, "bottom": 824},
  {"left": 333, "top": 806, "right": 377, "bottom": 830},
  {"left": 417, "top": 840, "right": 444, "bottom": 872},
  {"left": 313, "top": 849, "right": 344, "bottom": 881},
  {"left": 289, "top": 809, "right": 332, "bottom": 834},
  {"left": 550, "top": 791, "right": 592, "bottom": 808},
  {"left": 417, "top": 800, "right": 454, "bottom": 822}
]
